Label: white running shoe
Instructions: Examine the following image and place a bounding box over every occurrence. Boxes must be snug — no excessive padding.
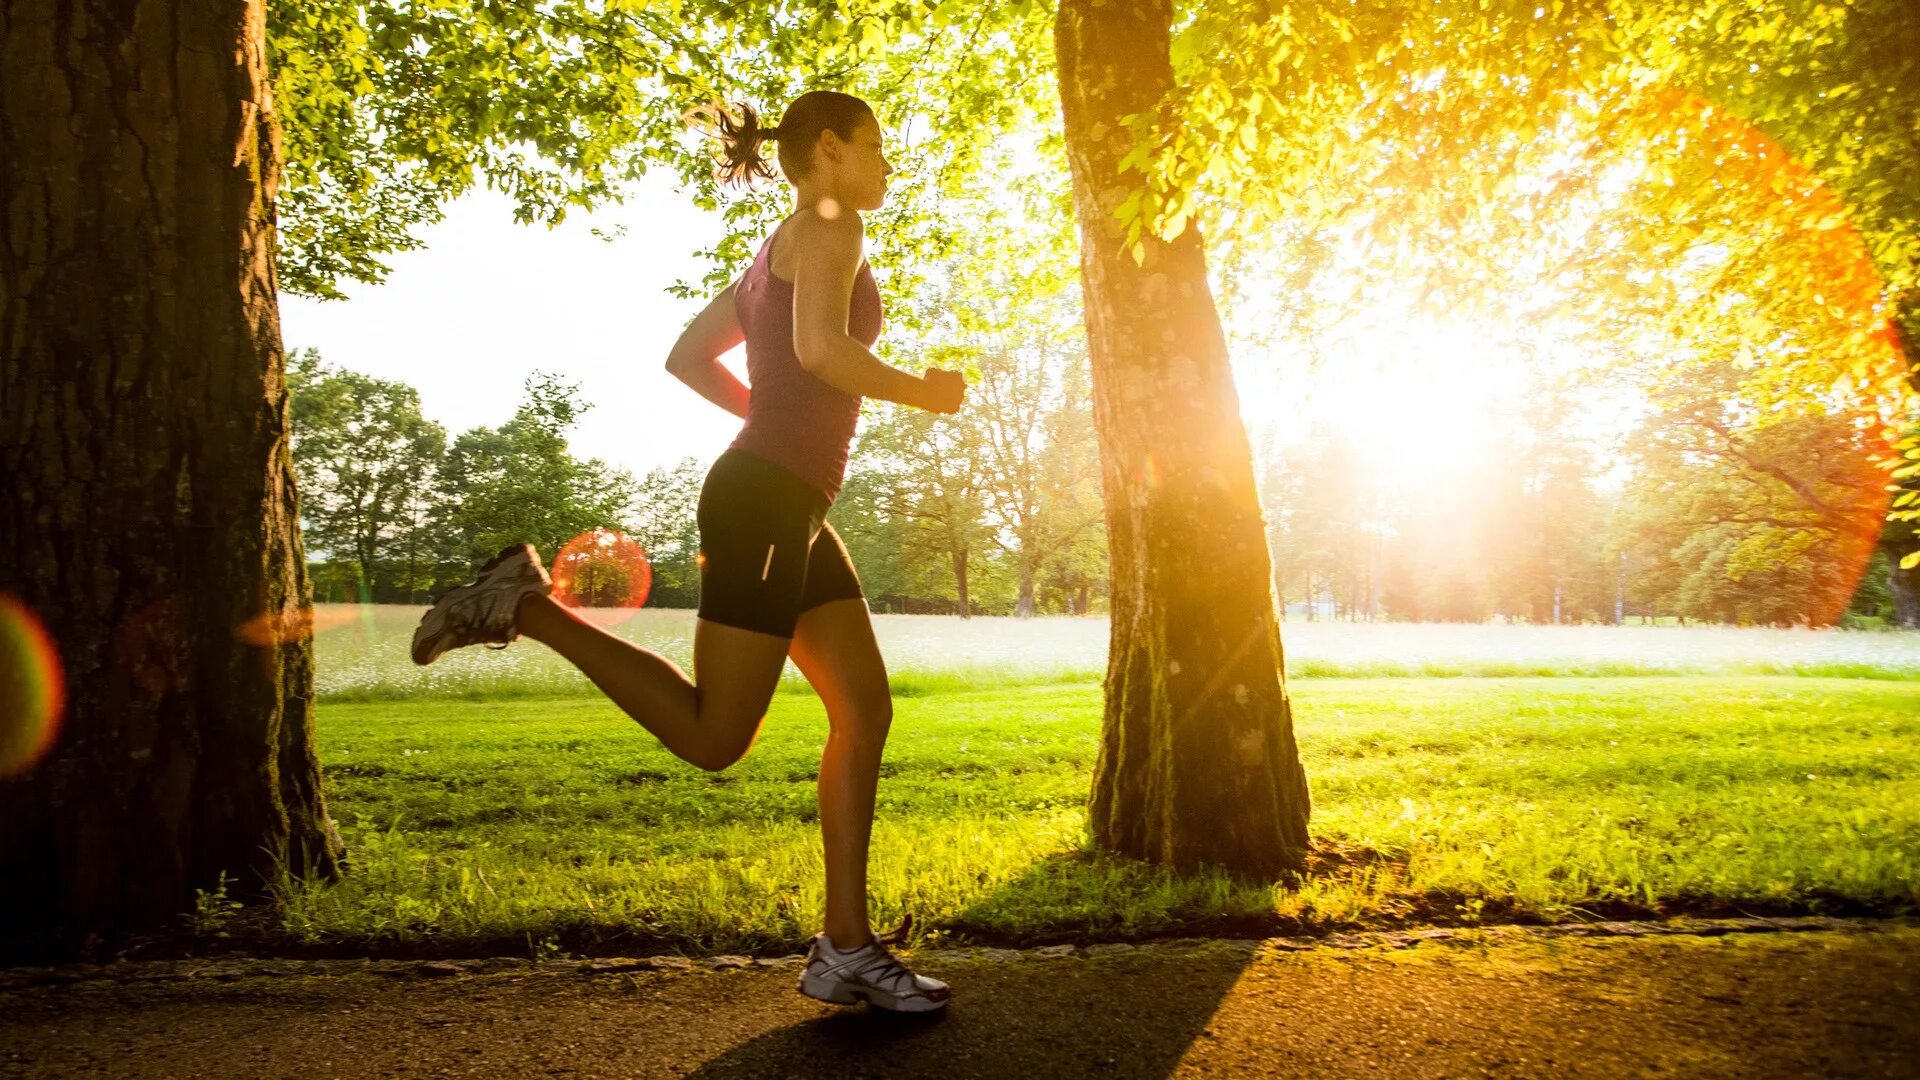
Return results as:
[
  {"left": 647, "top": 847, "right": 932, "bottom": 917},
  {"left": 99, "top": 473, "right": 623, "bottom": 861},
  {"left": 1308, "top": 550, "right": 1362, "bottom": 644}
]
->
[
  {"left": 410, "top": 543, "right": 552, "bottom": 666},
  {"left": 797, "top": 914, "right": 951, "bottom": 1013}
]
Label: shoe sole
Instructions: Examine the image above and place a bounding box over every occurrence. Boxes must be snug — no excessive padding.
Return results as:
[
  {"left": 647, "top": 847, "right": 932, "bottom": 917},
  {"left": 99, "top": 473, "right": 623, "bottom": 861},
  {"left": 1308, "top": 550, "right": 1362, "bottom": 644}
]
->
[
  {"left": 797, "top": 970, "right": 950, "bottom": 1013},
  {"left": 410, "top": 543, "right": 538, "bottom": 666}
]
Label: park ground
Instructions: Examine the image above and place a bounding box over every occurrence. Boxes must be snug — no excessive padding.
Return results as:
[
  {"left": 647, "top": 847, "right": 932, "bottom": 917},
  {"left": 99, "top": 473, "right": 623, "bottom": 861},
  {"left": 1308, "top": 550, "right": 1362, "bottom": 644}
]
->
[
  {"left": 11, "top": 614, "right": 1917, "bottom": 1076},
  {"left": 267, "top": 643, "right": 1920, "bottom": 956},
  {"left": 4, "top": 922, "right": 1915, "bottom": 1077}
]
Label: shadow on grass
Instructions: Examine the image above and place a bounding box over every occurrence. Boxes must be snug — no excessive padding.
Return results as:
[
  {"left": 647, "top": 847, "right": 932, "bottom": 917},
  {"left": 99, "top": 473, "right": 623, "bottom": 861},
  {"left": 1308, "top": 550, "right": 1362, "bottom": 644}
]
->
[{"left": 938, "top": 839, "right": 1406, "bottom": 947}]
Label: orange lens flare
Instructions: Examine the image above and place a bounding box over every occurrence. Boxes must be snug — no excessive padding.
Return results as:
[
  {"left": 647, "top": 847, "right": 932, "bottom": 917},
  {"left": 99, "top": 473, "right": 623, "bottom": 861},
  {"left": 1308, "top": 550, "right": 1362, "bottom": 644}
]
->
[
  {"left": 0, "top": 593, "right": 66, "bottom": 778},
  {"left": 550, "top": 528, "right": 653, "bottom": 626},
  {"left": 1140, "top": 453, "right": 1162, "bottom": 491},
  {"left": 1646, "top": 90, "right": 1909, "bottom": 626},
  {"left": 236, "top": 604, "right": 361, "bottom": 646}
]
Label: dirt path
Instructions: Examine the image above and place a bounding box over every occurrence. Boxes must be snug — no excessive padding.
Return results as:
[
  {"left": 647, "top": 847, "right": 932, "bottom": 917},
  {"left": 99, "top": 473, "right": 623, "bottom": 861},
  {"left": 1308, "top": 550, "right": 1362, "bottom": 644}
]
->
[{"left": 4, "top": 925, "right": 1915, "bottom": 1078}]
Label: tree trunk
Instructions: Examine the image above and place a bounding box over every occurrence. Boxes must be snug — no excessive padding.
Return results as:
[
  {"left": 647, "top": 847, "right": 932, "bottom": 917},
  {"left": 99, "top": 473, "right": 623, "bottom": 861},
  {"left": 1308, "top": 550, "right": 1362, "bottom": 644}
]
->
[
  {"left": 952, "top": 548, "right": 971, "bottom": 618},
  {"left": 1884, "top": 530, "right": 1920, "bottom": 629},
  {"left": 1055, "top": 0, "right": 1310, "bottom": 877},
  {"left": 0, "top": 0, "right": 344, "bottom": 937},
  {"left": 1016, "top": 554, "right": 1037, "bottom": 618},
  {"left": 1890, "top": 559, "right": 1920, "bottom": 629}
]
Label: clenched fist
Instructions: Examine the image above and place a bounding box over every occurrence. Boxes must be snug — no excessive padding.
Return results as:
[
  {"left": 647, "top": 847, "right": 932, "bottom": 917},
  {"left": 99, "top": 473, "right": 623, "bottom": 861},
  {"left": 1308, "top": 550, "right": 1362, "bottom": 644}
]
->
[{"left": 918, "top": 367, "right": 967, "bottom": 414}]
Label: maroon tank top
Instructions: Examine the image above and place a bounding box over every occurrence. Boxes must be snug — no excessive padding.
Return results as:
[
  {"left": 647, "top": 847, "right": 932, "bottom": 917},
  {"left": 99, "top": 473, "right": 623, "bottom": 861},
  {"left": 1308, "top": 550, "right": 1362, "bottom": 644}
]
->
[{"left": 728, "top": 219, "right": 884, "bottom": 501}]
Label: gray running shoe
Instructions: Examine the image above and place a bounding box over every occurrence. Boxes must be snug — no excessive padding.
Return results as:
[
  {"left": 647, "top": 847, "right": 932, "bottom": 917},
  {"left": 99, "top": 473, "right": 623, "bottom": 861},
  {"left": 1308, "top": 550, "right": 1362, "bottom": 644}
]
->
[
  {"left": 410, "top": 543, "right": 552, "bottom": 666},
  {"left": 797, "top": 914, "right": 951, "bottom": 1013}
]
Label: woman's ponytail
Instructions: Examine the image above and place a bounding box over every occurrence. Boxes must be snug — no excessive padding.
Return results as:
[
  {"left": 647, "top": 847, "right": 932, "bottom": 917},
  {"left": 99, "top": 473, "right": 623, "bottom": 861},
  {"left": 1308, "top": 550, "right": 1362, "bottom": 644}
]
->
[
  {"left": 692, "top": 101, "right": 779, "bottom": 188},
  {"left": 688, "top": 92, "right": 875, "bottom": 189}
]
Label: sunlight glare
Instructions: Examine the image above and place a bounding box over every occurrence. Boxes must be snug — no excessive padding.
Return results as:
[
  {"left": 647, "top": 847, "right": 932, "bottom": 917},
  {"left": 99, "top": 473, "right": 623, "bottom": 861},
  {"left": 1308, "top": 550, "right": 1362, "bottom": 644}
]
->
[
  {"left": 0, "top": 593, "right": 64, "bottom": 778},
  {"left": 550, "top": 529, "right": 653, "bottom": 626}
]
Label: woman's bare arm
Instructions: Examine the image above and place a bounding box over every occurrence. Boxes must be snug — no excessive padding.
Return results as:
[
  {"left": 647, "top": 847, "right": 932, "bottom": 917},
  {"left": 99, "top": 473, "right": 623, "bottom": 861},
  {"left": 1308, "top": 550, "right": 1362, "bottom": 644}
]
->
[
  {"left": 791, "top": 212, "right": 963, "bottom": 413},
  {"left": 664, "top": 282, "right": 753, "bottom": 419}
]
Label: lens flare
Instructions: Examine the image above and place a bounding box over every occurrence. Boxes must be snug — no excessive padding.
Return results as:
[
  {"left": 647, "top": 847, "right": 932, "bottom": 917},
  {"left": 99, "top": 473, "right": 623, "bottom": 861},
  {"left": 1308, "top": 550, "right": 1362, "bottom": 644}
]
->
[
  {"left": 1644, "top": 89, "right": 1909, "bottom": 626},
  {"left": 550, "top": 529, "right": 653, "bottom": 626},
  {"left": 236, "top": 604, "right": 361, "bottom": 646},
  {"left": 0, "top": 593, "right": 66, "bottom": 778},
  {"left": 1140, "top": 453, "right": 1162, "bottom": 491}
]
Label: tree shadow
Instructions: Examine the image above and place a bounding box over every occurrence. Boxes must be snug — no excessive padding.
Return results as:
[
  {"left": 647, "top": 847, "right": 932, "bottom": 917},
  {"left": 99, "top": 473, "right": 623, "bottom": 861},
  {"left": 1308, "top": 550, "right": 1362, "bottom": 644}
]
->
[{"left": 939, "top": 838, "right": 1409, "bottom": 946}]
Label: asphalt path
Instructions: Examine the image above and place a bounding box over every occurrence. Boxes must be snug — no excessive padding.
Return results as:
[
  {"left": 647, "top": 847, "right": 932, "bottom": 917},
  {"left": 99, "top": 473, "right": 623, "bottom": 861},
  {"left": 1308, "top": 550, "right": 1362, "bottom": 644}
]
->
[{"left": 3, "top": 926, "right": 1915, "bottom": 1078}]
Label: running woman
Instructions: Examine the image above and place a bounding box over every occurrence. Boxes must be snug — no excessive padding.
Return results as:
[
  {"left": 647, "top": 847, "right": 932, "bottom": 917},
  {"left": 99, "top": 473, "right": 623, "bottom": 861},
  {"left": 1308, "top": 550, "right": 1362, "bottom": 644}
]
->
[{"left": 409, "top": 91, "right": 965, "bottom": 1013}]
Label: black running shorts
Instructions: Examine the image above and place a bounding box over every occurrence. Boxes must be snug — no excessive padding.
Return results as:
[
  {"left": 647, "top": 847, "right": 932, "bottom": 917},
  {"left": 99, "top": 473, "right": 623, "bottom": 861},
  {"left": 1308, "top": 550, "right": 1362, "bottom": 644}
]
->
[{"left": 695, "top": 448, "right": 864, "bottom": 638}]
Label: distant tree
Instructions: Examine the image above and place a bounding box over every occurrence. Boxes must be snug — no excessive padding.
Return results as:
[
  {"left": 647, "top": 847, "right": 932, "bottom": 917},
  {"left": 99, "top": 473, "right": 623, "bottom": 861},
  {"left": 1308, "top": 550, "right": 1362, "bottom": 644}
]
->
[
  {"left": 848, "top": 406, "right": 994, "bottom": 617},
  {"left": 826, "top": 466, "right": 916, "bottom": 613},
  {"left": 1035, "top": 356, "right": 1109, "bottom": 615},
  {"left": 1874, "top": 432, "right": 1920, "bottom": 627},
  {"left": 625, "top": 457, "right": 705, "bottom": 609},
  {"left": 931, "top": 285, "right": 1105, "bottom": 617},
  {"left": 439, "top": 373, "right": 639, "bottom": 567},
  {"left": 286, "top": 349, "right": 447, "bottom": 601},
  {"left": 1266, "top": 425, "right": 1386, "bottom": 622},
  {"left": 1619, "top": 365, "right": 1891, "bottom": 627},
  {"left": 1508, "top": 376, "right": 1613, "bottom": 625}
]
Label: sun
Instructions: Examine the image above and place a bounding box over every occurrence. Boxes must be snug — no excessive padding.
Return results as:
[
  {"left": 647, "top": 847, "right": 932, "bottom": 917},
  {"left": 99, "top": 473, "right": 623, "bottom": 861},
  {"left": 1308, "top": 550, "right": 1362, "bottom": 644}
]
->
[
  {"left": 1234, "top": 294, "right": 1554, "bottom": 499},
  {"left": 1313, "top": 315, "right": 1529, "bottom": 472}
]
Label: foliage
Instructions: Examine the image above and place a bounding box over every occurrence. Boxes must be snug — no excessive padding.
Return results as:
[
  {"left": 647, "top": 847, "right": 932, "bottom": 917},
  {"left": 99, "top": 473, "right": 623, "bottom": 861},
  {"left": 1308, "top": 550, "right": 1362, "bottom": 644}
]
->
[
  {"left": 1124, "top": 0, "right": 1919, "bottom": 555},
  {"left": 275, "top": 0, "right": 1920, "bottom": 609},
  {"left": 287, "top": 348, "right": 448, "bottom": 596},
  {"left": 1615, "top": 365, "right": 1892, "bottom": 626},
  {"left": 266, "top": 0, "right": 1053, "bottom": 306},
  {"left": 436, "top": 373, "right": 639, "bottom": 565},
  {"left": 624, "top": 457, "right": 705, "bottom": 609},
  {"left": 289, "top": 356, "right": 643, "bottom": 600}
]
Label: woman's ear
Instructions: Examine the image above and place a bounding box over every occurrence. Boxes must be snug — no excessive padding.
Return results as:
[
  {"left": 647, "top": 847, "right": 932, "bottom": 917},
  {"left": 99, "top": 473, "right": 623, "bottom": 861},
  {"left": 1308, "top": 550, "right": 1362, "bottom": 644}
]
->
[{"left": 815, "top": 128, "right": 845, "bottom": 169}]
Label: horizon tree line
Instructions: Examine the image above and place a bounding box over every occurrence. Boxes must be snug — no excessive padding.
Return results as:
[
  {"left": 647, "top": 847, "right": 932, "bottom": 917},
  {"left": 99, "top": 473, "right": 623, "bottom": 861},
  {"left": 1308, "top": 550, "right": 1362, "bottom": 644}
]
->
[{"left": 289, "top": 343, "right": 1912, "bottom": 628}]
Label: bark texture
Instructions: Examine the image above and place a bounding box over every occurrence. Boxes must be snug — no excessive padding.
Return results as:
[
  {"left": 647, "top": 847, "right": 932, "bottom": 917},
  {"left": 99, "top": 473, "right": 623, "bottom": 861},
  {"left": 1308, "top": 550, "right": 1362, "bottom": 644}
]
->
[
  {"left": 0, "top": 0, "right": 343, "bottom": 932},
  {"left": 1055, "top": 0, "right": 1310, "bottom": 876}
]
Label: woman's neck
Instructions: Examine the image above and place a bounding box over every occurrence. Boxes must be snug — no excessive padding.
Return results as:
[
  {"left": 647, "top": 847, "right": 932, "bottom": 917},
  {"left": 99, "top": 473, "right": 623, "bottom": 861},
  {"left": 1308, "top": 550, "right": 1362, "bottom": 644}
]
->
[{"left": 790, "top": 186, "right": 849, "bottom": 220}]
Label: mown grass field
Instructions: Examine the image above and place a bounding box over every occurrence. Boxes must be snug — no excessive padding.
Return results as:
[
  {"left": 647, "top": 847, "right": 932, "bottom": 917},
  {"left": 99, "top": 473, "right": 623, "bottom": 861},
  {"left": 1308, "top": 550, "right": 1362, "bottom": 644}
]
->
[{"left": 275, "top": 606, "right": 1920, "bottom": 958}]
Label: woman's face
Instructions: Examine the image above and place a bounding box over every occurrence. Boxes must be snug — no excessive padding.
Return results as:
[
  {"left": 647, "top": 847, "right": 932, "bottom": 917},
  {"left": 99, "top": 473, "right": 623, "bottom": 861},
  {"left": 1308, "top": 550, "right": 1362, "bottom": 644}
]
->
[{"left": 826, "top": 114, "right": 894, "bottom": 212}]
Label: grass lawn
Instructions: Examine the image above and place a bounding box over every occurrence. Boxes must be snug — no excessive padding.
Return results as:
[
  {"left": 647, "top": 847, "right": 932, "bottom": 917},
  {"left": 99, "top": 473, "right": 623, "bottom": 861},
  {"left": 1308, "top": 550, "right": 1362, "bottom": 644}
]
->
[{"left": 278, "top": 675, "right": 1920, "bottom": 958}]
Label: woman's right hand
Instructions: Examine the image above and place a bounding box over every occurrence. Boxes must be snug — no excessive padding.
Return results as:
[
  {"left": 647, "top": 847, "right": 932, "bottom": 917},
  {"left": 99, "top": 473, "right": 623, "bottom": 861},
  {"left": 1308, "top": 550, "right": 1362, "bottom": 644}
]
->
[{"left": 919, "top": 368, "right": 967, "bottom": 414}]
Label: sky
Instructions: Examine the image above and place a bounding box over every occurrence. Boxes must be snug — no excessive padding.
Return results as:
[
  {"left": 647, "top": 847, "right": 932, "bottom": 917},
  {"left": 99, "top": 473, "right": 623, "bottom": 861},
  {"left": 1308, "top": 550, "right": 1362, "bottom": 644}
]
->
[{"left": 279, "top": 175, "right": 751, "bottom": 479}]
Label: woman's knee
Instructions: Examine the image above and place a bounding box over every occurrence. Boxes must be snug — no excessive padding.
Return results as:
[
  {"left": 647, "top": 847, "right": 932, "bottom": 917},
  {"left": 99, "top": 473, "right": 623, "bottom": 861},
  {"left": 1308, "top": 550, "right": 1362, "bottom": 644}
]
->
[
  {"left": 690, "top": 703, "right": 770, "bottom": 772},
  {"left": 829, "top": 697, "right": 893, "bottom": 753},
  {"left": 689, "top": 732, "right": 757, "bottom": 773}
]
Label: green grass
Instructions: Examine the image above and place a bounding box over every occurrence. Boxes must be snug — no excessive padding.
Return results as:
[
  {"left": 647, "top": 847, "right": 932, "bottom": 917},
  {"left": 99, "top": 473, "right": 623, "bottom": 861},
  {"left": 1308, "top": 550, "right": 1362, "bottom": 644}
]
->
[{"left": 279, "top": 676, "right": 1920, "bottom": 957}]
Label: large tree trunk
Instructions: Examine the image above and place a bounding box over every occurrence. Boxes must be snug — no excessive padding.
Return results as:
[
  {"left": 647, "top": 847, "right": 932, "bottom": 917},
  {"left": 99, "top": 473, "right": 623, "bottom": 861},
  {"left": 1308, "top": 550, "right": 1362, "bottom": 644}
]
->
[
  {"left": 0, "top": 0, "right": 343, "bottom": 937},
  {"left": 1055, "top": 0, "right": 1310, "bottom": 877}
]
